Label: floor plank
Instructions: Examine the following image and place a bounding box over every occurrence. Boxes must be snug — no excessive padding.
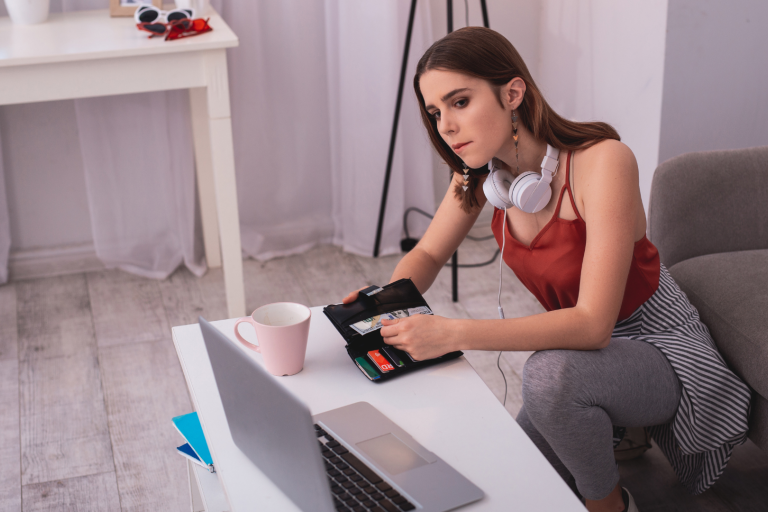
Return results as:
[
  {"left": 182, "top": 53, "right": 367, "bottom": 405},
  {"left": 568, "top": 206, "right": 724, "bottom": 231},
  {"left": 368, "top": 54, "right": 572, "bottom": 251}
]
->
[
  {"left": 0, "top": 284, "right": 17, "bottom": 361},
  {"left": 87, "top": 270, "right": 170, "bottom": 347},
  {"left": 16, "top": 276, "right": 115, "bottom": 487},
  {"left": 463, "top": 349, "right": 525, "bottom": 418},
  {"left": 159, "top": 266, "right": 228, "bottom": 328},
  {"left": 16, "top": 275, "right": 94, "bottom": 361},
  {"left": 707, "top": 439, "right": 768, "bottom": 511},
  {"left": 99, "top": 338, "right": 193, "bottom": 512},
  {"left": 348, "top": 252, "right": 402, "bottom": 291},
  {"left": 0, "top": 284, "right": 20, "bottom": 512},
  {"left": 22, "top": 471, "right": 121, "bottom": 512},
  {"left": 618, "top": 439, "right": 768, "bottom": 512},
  {"left": 242, "top": 257, "right": 311, "bottom": 314},
  {"left": 0, "top": 359, "right": 21, "bottom": 512},
  {"left": 286, "top": 245, "right": 367, "bottom": 308}
]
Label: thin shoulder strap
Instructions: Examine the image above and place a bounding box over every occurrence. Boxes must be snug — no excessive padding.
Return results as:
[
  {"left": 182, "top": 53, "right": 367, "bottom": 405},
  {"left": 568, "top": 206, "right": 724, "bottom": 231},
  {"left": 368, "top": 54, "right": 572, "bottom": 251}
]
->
[
  {"left": 553, "top": 151, "right": 571, "bottom": 217},
  {"left": 564, "top": 151, "right": 585, "bottom": 222}
]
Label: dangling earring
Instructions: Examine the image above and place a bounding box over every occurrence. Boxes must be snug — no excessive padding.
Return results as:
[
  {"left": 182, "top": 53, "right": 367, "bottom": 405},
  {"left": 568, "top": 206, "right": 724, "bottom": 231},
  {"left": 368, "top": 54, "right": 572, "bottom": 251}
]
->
[
  {"left": 462, "top": 165, "right": 470, "bottom": 193},
  {"left": 512, "top": 110, "right": 520, "bottom": 175}
]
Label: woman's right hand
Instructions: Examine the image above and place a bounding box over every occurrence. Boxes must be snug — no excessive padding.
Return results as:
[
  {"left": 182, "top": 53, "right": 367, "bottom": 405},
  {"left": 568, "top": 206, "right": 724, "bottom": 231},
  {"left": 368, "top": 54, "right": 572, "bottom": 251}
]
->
[{"left": 342, "top": 287, "right": 369, "bottom": 304}]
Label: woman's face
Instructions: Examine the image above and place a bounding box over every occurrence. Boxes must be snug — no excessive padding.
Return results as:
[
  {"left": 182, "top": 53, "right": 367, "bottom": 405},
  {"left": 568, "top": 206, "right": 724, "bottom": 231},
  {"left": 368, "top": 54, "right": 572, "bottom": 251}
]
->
[{"left": 419, "top": 69, "right": 513, "bottom": 169}]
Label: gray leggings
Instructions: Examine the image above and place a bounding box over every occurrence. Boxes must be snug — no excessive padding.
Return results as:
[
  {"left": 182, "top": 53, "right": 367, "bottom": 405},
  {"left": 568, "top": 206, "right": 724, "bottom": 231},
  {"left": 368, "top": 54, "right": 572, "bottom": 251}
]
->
[{"left": 517, "top": 337, "right": 682, "bottom": 501}]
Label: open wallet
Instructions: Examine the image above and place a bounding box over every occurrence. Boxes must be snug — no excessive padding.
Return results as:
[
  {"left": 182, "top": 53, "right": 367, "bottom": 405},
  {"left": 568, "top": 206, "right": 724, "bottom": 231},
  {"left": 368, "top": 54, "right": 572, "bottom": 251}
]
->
[{"left": 323, "top": 279, "right": 463, "bottom": 382}]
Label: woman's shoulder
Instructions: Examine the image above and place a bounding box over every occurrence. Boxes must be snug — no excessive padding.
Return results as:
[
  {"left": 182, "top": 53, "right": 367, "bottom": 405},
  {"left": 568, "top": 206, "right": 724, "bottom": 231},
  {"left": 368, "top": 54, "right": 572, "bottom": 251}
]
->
[{"left": 575, "top": 139, "right": 636, "bottom": 174}]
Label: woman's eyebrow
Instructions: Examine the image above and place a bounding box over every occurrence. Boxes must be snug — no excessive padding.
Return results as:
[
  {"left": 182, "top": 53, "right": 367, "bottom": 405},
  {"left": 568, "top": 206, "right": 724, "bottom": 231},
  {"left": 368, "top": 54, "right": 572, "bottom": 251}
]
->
[{"left": 425, "top": 88, "right": 470, "bottom": 111}]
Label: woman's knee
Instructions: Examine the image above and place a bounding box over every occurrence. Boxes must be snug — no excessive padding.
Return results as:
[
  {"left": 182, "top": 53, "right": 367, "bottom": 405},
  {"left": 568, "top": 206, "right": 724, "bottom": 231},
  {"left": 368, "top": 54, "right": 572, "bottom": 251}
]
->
[{"left": 522, "top": 350, "right": 585, "bottom": 417}]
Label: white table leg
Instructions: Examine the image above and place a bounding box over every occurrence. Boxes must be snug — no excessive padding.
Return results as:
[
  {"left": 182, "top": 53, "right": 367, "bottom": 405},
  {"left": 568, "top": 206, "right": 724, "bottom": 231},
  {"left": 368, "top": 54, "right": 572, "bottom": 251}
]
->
[
  {"left": 190, "top": 87, "right": 222, "bottom": 269},
  {"left": 188, "top": 459, "right": 230, "bottom": 512},
  {"left": 188, "top": 460, "right": 206, "bottom": 512},
  {"left": 201, "top": 49, "right": 245, "bottom": 318}
]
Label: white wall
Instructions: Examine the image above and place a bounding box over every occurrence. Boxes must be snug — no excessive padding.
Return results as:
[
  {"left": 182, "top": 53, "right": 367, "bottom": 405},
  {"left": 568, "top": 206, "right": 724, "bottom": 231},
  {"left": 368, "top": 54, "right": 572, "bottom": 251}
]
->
[
  {"left": 537, "top": 0, "right": 668, "bottom": 217},
  {"left": 658, "top": 0, "right": 768, "bottom": 163}
]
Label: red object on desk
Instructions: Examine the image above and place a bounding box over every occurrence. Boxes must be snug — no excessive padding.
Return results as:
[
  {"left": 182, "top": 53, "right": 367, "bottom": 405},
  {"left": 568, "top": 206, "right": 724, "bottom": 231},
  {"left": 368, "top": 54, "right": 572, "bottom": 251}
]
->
[{"left": 136, "top": 17, "right": 212, "bottom": 41}]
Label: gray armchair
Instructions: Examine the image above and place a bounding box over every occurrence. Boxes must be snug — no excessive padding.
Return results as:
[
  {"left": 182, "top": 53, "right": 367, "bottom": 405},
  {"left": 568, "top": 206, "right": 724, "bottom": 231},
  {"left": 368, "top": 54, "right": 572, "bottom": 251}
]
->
[{"left": 649, "top": 145, "right": 768, "bottom": 450}]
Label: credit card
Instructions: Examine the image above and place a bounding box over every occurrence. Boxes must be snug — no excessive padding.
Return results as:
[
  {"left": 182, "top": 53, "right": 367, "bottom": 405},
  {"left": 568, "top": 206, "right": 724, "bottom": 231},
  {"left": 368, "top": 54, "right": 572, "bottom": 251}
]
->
[
  {"left": 381, "top": 346, "right": 405, "bottom": 367},
  {"left": 367, "top": 350, "right": 395, "bottom": 373},
  {"left": 354, "top": 357, "right": 381, "bottom": 380}
]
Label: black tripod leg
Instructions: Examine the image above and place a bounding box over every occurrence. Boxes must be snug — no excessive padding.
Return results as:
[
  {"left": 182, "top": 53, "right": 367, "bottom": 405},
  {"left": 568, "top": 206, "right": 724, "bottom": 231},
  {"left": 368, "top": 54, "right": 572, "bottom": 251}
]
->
[
  {"left": 447, "top": 0, "right": 453, "bottom": 33},
  {"left": 480, "top": 0, "right": 489, "bottom": 28},
  {"left": 373, "top": 0, "right": 418, "bottom": 257}
]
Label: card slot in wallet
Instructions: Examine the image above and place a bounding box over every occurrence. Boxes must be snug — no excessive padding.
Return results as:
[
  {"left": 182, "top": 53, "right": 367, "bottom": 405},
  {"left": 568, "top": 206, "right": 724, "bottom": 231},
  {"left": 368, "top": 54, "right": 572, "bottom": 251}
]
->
[{"left": 323, "top": 278, "right": 463, "bottom": 383}]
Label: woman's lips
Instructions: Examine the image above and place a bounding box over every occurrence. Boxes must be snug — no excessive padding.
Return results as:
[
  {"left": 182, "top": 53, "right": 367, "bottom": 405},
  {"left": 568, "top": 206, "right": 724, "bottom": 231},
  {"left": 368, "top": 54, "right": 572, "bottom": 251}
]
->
[{"left": 452, "top": 141, "right": 471, "bottom": 152}]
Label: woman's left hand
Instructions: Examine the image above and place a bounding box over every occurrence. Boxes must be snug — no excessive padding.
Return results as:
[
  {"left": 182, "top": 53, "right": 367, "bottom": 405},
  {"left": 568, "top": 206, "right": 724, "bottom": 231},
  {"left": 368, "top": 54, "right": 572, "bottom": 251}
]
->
[{"left": 380, "top": 314, "right": 458, "bottom": 361}]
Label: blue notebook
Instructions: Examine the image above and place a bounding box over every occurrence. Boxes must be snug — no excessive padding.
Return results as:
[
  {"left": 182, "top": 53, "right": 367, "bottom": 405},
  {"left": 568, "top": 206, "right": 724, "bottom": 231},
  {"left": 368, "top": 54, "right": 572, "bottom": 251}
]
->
[{"left": 173, "top": 412, "right": 215, "bottom": 473}]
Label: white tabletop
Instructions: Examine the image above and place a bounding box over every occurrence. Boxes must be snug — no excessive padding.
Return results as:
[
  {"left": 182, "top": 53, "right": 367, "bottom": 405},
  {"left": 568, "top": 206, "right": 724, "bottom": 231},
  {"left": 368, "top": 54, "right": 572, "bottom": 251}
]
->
[
  {"left": 172, "top": 310, "right": 585, "bottom": 511},
  {"left": 0, "top": 9, "right": 237, "bottom": 68}
]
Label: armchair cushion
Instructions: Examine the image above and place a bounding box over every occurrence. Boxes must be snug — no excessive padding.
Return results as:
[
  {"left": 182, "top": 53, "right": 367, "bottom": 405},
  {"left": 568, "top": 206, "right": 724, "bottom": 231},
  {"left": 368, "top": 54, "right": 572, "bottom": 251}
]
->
[
  {"left": 668, "top": 249, "right": 768, "bottom": 399},
  {"left": 649, "top": 146, "right": 768, "bottom": 268}
]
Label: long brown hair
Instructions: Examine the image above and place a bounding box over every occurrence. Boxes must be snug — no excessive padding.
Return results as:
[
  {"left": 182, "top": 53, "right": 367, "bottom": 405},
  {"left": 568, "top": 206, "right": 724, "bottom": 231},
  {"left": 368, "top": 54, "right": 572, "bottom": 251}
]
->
[{"left": 414, "top": 27, "right": 620, "bottom": 213}]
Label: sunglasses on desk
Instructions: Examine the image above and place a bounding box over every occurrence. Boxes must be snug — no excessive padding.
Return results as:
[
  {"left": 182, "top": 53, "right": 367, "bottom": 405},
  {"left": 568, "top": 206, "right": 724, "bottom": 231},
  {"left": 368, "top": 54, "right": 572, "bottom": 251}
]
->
[
  {"left": 137, "top": 17, "right": 212, "bottom": 41},
  {"left": 134, "top": 5, "right": 194, "bottom": 24}
]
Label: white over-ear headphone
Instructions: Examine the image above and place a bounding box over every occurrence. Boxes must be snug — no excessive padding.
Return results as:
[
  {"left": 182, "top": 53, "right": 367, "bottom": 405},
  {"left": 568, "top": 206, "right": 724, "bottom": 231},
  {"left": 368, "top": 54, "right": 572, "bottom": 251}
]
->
[{"left": 482, "top": 144, "right": 561, "bottom": 213}]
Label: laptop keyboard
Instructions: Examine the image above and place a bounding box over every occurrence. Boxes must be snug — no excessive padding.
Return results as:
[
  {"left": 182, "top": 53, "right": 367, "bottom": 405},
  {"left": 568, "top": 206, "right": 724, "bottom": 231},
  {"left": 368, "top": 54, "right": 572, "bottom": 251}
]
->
[{"left": 315, "top": 424, "right": 416, "bottom": 512}]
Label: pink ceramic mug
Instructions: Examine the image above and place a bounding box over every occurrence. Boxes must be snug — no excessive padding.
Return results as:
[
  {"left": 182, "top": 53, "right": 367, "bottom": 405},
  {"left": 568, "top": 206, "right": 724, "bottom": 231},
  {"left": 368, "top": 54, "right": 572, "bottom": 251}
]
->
[{"left": 233, "top": 302, "right": 311, "bottom": 376}]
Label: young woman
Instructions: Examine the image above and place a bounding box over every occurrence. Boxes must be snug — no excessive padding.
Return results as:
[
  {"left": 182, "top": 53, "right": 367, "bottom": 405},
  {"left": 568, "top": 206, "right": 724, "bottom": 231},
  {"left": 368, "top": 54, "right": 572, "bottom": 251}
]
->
[{"left": 343, "top": 27, "right": 750, "bottom": 512}]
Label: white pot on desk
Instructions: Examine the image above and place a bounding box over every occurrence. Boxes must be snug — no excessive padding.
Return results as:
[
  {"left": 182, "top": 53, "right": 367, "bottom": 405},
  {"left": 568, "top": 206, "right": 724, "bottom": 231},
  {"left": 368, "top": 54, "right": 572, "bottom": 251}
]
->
[{"left": 4, "top": 0, "right": 50, "bottom": 24}]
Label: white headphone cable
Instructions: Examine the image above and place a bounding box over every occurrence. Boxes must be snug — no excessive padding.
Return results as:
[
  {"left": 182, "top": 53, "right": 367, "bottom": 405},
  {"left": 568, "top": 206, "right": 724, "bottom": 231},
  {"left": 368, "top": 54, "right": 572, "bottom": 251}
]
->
[
  {"left": 498, "top": 208, "right": 506, "bottom": 320},
  {"left": 497, "top": 208, "right": 508, "bottom": 406}
]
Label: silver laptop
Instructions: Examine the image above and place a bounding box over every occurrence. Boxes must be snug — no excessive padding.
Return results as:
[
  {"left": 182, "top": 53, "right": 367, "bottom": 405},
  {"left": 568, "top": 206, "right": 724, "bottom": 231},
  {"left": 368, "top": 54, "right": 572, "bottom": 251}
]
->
[{"left": 199, "top": 317, "right": 484, "bottom": 512}]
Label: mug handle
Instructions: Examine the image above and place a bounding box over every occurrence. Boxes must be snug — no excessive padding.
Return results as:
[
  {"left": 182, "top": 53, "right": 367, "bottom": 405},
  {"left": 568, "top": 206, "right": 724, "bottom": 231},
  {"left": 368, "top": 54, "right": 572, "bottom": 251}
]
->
[{"left": 234, "top": 317, "right": 260, "bottom": 352}]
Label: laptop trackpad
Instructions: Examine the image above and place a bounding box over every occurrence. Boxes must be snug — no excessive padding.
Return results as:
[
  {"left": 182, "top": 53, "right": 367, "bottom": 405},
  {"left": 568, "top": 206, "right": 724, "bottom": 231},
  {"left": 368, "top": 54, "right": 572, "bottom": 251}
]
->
[{"left": 356, "top": 433, "right": 430, "bottom": 475}]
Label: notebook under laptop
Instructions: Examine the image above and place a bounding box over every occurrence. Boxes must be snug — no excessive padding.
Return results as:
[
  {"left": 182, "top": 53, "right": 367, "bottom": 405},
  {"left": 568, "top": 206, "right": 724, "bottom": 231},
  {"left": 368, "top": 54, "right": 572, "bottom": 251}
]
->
[{"left": 199, "top": 317, "right": 484, "bottom": 512}]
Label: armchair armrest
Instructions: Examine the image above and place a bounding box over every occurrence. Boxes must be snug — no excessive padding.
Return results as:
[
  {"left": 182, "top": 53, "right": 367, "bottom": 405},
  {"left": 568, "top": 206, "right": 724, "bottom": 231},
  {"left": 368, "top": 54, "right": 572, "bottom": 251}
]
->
[{"left": 648, "top": 146, "right": 768, "bottom": 268}]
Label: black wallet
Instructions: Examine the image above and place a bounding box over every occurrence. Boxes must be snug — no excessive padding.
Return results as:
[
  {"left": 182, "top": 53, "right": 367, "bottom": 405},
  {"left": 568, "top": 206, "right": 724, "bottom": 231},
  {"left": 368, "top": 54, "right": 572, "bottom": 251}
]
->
[{"left": 323, "top": 278, "right": 463, "bottom": 382}]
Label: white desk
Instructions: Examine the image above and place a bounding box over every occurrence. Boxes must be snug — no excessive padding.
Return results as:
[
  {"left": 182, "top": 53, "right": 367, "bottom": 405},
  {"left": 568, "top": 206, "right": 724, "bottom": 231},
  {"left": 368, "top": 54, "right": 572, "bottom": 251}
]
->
[
  {"left": 0, "top": 9, "right": 245, "bottom": 317},
  {"left": 172, "top": 310, "right": 586, "bottom": 511}
]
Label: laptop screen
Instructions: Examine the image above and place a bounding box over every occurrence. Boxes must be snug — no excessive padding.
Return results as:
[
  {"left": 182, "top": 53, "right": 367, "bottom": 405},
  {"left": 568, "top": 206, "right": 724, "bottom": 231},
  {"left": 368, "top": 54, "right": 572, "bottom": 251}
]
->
[{"left": 199, "top": 317, "right": 335, "bottom": 512}]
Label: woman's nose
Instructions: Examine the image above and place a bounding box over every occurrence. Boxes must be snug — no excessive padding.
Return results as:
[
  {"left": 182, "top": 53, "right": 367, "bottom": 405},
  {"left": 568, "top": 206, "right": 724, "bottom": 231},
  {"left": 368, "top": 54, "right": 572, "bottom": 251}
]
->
[{"left": 439, "top": 113, "right": 456, "bottom": 135}]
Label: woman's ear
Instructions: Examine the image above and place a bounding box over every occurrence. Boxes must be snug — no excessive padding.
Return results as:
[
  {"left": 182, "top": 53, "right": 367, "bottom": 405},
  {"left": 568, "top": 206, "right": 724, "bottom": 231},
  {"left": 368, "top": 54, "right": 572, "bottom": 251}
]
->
[{"left": 504, "top": 77, "right": 526, "bottom": 111}]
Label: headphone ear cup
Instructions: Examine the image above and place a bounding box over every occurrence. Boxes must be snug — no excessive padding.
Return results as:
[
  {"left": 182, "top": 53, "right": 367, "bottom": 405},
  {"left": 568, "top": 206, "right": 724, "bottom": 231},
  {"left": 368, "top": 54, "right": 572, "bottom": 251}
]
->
[
  {"left": 510, "top": 172, "right": 552, "bottom": 213},
  {"left": 483, "top": 169, "right": 515, "bottom": 210}
]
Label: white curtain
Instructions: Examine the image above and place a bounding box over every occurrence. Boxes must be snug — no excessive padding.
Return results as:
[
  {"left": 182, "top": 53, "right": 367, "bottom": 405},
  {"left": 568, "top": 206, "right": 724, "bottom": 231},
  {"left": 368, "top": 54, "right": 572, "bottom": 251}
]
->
[
  {"left": 325, "top": 0, "right": 435, "bottom": 256},
  {"left": 0, "top": 0, "right": 435, "bottom": 281},
  {"left": 63, "top": 0, "right": 204, "bottom": 279},
  {"left": 224, "top": 0, "right": 435, "bottom": 260}
]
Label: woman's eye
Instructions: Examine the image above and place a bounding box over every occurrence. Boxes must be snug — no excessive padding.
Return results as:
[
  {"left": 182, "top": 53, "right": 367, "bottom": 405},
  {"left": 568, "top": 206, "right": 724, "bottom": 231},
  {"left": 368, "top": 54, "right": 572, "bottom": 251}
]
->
[
  {"left": 455, "top": 98, "right": 468, "bottom": 108},
  {"left": 430, "top": 111, "right": 441, "bottom": 120}
]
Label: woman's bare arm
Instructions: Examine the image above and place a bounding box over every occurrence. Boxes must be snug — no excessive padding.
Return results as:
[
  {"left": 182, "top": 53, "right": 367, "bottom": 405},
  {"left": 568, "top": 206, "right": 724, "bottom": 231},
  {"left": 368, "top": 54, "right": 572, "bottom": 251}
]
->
[
  {"left": 381, "top": 141, "right": 642, "bottom": 356},
  {"left": 389, "top": 171, "right": 487, "bottom": 292}
]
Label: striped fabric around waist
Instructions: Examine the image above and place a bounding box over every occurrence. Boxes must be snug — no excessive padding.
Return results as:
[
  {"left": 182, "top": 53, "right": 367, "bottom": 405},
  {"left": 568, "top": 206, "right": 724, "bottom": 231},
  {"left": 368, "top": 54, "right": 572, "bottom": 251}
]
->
[{"left": 611, "top": 263, "right": 752, "bottom": 494}]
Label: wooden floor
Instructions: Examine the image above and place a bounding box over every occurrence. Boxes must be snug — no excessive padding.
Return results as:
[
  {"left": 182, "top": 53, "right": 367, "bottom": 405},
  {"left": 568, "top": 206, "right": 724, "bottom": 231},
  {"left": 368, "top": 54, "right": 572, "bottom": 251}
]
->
[{"left": 0, "top": 236, "right": 766, "bottom": 511}]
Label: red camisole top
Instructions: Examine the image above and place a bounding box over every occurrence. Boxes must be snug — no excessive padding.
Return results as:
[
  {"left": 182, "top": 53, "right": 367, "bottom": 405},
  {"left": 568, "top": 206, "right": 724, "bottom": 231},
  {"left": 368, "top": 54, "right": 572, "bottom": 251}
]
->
[{"left": 490, "top": 151, "right": 660, "bottom": 322}]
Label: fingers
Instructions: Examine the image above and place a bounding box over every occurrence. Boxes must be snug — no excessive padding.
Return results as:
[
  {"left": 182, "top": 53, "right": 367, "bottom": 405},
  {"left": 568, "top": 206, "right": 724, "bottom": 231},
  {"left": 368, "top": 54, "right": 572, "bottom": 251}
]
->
[
  {"left": 341, "top": 291, "right": 358, "bottom": 304},
  {"left": 379, "top": 318, "right": 401, "bottom": 339},
  {"left": 342, "top": 286, "right": 373, "bottom": 305}
]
